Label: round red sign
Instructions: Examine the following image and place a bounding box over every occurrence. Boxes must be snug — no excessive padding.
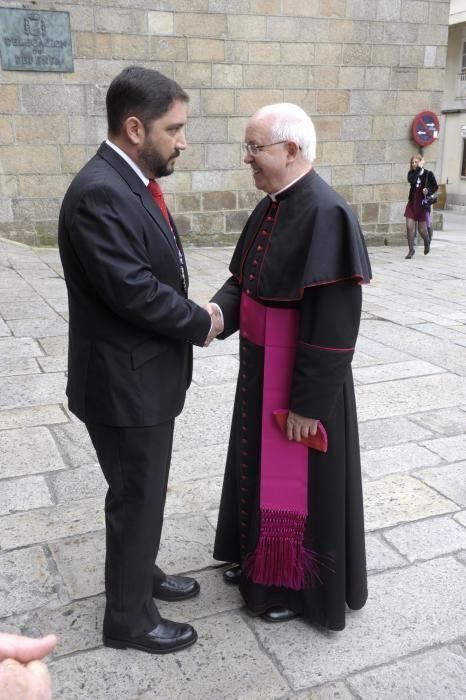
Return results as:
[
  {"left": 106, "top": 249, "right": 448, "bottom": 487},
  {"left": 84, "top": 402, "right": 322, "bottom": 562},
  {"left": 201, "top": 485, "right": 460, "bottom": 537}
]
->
[{"left": 412, "top": 111, "right": 440, "bottom": 147}]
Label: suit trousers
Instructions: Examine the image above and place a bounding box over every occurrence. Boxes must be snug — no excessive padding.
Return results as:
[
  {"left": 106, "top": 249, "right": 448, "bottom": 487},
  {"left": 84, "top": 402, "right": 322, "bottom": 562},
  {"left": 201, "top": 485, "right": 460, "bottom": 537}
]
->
[{"left": 86, "top": 420, "right": 175, "bottom": 637}]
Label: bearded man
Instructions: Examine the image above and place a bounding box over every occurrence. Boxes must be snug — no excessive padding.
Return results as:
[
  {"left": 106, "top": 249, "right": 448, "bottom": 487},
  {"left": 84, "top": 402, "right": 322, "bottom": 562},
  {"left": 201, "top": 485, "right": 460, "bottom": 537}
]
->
[{"left": 58, "top": 66, "right": 222, "bottom": 654}]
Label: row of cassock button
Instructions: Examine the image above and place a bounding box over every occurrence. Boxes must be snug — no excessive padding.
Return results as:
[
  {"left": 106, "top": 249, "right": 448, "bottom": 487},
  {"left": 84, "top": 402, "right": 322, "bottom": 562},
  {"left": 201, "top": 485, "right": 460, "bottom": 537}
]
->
[{"left": 239, "top": 201, "right": 278, "bottom": 556}]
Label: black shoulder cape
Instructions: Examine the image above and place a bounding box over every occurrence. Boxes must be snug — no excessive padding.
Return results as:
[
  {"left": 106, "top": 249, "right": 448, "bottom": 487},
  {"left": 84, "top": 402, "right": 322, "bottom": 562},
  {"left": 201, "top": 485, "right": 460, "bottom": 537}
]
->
[{"left": 230, "top": 169, "right": 372, "bottom": 301}]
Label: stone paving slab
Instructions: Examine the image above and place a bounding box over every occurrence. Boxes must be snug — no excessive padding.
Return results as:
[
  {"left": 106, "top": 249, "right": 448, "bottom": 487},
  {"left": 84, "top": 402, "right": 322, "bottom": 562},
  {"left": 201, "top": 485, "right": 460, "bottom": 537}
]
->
[
  {"left": 191, "top": 353, "right": 240, "bottom": 386},
  {"left": 417, "top": 461, "right": 466, "bottom": 507},
  {"left": 363, "top": 474, "right": 459, "bottom": 531},
  {"left": 165, "top": 474, "right": 224, "bottom": 516},
  {"left": 26, "top": 277, "right": 67, "bottom": 298},
  {"left": 0, "top": 546, "right": 63, "bottom": 617},
  {"left": 173, "top": 383, "right": 236, "bottom": 452},
  {"left": 37, "top": 355, "right": 68, "bottom": 372},
  {"left": 353, "top": 359, "right": 445, "bottom": 384},
  {"left": 49, "top": 420, "right": 96, "bottom": 467},
  {"left": 0, "top": 426, "right": 66, "bottom": 478},
  {"left": 1, "top": 222, "right": 466, "bottom": 698},
  {"left": 49, "top": 464, "right": 106, "bottom": 503},
  {"left": 0, "top": 357, "right": 41, "bottom": 377},
  {"left": 348, "top": 647, "right": 466, "bottom": 700},
  {"left": 0, "top": 336, "right": 44, "bottom": 359},
  {"left": 351, "top": 349, "right": 379, "bottom": 368},
  {"left": 7, "top": 316, "right": 69, "bottom": 339},
  {"left": 356, "top": 373, "right": 466, "bottom": 421},
  {"left": 20, "top": 596, "right": 104, "bottom": 658},
  {"left": 0, "top": 300, "right": 57, "bottom": 320},
  {"left": 289, "top": 683, "right": 355, "bottom": 700},
  {"left": 51, "top": 612, "right": 289, "bottom": 700},
  {"left": 361, "top": 442, "right": 442, "bottom": 479},
  {"left": 354, "top": 336, "right": 413, "bottom": 364},
  {"left": 0, "top": 287, "right": 41, "bottom": 300},
  {"left": 37, "top": 334, "right": 68, "bottom": 356},
  {"left": 409, "top": 406, "right": 466, "bottom": 436},
  {"left": 249, "top": 557, "right": 466, "bottom": 690},
  {"left": 365, "top": 533, "right": 407, "bottom": 572},
  {"left": 421, "top": 433, "right": 466, "bottom": 462},
  {"left": 157, "top": 514, "right": 217, "bottom": 573},
  {"left": 411, "top": 321, "right": 466, "bottom": 346},
  {"left": 0, "top": 372, "right": 66, "bottom": 409},
  {"left": 0, "top": 498, "right": 104, "bottom": 550},
  {"left": 49, "top": 532, "right": 105, "bottom": 600},
  {"left": 0, "top": 475, "right": 52, "bottom": 515},
  {"left": 0, "top": 317, "right": 10, "bottom": 336},
  {"left": 157, "top": 569, "right": 242, "bottom": 623},
  {"left": 358, "top": 320, "right": 466, "bottom": 376},
  {"left": 170, "top": 443, "right": 227, "bottom": 482},
  {"left": 383, "top": 514, "right": 466, "bottom": 562},
  {"left": 0, "top": 404, "right": 67, "bottom": 430},
  {"left": 358, "top": 416, "right": 433, "bottom": 450}
]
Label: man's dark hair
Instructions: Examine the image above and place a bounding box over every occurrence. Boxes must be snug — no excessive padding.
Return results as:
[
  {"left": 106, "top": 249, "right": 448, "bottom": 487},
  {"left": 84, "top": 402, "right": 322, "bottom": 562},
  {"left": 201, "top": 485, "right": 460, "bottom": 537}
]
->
[{"left": 106, "top": 66, "right": 189, "bottom": 136}]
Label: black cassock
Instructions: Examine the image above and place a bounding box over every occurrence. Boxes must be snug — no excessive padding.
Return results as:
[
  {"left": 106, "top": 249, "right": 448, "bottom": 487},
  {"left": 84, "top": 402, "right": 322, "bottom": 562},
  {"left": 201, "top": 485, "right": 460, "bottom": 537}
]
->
[{"left": 212, "top": 169, "right": 372, "bottom": 630}]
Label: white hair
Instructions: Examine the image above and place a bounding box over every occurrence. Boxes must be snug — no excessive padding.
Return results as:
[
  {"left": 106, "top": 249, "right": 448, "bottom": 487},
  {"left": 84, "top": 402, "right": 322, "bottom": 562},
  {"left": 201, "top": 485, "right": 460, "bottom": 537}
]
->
[{"left": 254, "top": 103, "right": 316, "bottom": 163}]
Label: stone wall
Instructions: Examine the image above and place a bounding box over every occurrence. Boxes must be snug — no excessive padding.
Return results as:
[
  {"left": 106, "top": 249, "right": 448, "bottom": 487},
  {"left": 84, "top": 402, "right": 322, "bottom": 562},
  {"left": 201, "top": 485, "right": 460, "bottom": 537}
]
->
[{"left": 0, "top": 0, "right": 450, "bottom": 246}]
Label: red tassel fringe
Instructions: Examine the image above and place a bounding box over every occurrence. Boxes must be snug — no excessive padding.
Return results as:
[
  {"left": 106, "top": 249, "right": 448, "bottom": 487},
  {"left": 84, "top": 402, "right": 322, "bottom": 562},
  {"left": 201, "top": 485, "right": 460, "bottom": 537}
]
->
[{"left": 243, "top": 508, "right": 333, "bottom": 590}]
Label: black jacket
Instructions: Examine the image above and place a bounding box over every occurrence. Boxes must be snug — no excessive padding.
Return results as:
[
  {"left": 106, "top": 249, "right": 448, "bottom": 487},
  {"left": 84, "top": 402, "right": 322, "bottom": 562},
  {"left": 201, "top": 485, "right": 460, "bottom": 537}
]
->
[
  {"left": 58, "top": 142, "right": 210, "bottom": 426},
  {"left": 407, "top": 167, "right": 438, "bottom": 201}
]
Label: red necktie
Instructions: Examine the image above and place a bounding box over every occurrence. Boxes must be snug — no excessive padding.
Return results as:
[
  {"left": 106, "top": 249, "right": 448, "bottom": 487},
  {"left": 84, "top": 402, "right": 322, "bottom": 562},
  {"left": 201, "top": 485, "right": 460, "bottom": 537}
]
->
[
  {"left": 147, "top": 179, "right": 171, "bottom": 227},
  {"left": 147, "top": 179, "right": 187, "bottom": 294}
]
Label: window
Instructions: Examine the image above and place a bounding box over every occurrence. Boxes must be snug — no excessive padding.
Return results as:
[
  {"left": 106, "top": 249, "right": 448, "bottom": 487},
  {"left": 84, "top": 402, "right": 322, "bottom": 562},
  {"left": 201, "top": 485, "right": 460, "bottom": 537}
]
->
[
  {"left": 462, "top": 139, "right": 466, "bottom": 177},
  {"left": 460, "top": 41, "right": 466, "bottom": 82}
]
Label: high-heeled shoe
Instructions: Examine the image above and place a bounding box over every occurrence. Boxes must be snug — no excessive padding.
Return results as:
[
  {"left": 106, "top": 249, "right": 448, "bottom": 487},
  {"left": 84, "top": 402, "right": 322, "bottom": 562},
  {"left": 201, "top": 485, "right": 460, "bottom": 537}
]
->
[{"left": 405, "top": 248, "right": 415, "bottom": 259}]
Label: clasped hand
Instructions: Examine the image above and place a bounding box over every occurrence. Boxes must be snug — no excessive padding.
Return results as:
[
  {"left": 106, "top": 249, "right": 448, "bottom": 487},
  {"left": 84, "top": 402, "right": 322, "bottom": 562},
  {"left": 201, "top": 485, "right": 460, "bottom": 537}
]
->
[
  {"left": 286, "top": 410, "right": 318, "bottom": 442},
  {"left": 203, "top": 302, "right": 224, "bottom": 346}
]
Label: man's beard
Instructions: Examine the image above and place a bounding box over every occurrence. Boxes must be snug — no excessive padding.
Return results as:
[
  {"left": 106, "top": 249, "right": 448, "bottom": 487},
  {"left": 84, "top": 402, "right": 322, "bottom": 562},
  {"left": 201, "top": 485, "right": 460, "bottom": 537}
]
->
[{"left": 140, "top": 144, "right": 180, "bottom": 179}]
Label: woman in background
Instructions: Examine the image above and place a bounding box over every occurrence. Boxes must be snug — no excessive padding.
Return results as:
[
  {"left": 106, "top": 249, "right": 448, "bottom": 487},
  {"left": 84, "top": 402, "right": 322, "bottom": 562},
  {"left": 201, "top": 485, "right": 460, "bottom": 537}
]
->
[{"left": 404, "top": 154, "right": 437, "bottom": 259}]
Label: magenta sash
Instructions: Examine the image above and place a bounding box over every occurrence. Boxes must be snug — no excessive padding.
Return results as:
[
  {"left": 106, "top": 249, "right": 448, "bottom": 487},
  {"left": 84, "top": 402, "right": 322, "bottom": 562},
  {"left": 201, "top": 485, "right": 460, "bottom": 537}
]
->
[{"left": 240, "top": 293, "right": 323, "bottom": 590}]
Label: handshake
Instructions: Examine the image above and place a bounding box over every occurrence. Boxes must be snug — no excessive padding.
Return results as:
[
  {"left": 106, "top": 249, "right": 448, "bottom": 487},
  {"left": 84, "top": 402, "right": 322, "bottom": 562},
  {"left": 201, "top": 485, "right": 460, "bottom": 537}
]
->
[{"left": 203, "top": 302, "right": 224, "bottom": 347}]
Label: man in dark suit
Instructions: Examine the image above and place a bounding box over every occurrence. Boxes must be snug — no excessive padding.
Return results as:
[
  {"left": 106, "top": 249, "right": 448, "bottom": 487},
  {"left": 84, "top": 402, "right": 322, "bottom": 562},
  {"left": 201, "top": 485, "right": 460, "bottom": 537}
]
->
[{"left": 58, "top": 66, "right": 223, "bottom": 654}]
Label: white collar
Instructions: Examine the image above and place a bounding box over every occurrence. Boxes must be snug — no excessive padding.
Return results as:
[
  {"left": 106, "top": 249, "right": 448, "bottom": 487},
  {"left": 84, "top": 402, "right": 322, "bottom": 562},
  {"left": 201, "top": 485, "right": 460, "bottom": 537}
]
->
[
  {"left": 269, "top": 170, "right": 310, "bottom": 202},
  {"left": 105, "top": 139, "right": 149, "bottom": 186}
]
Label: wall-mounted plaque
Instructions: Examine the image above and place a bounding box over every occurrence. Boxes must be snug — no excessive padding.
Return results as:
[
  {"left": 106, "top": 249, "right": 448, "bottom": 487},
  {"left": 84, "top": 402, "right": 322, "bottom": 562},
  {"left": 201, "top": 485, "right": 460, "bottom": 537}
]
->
[{"left": 0, "top": 8, "right": 74, "bottom": 72}]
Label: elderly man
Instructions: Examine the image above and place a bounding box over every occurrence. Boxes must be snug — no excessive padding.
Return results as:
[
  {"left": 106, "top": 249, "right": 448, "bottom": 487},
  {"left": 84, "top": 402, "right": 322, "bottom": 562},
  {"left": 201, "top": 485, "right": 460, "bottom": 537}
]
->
[{"left": 210, "top": 103, "right": 371, "bottom": 629}]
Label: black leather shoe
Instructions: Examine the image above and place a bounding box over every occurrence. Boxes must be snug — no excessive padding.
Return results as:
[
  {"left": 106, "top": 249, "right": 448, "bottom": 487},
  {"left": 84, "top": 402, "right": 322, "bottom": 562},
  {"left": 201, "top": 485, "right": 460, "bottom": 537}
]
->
[
  {"left": 103, "top": 618, "right": 197, "bottom": 654},
  {"left": 424, "top": 240, "right": 430, "bottom": 255},
  {"left": 261, "top": 607, "right": 301, "bottom": 623},
  {"left": 153, "top": 575, "right": 200, "bottom": 602},
  {"left": 405, "top": 248, "right": 415, "bottom": 259},
  {"left": 223, "top": 564, "right": 242, "bottom": 585}
]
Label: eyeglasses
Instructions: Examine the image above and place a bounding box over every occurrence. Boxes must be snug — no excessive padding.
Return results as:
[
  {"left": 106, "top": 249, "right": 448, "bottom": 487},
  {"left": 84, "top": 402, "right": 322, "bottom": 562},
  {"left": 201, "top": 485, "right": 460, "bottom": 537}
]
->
[{"left": 242, "top": 140, "right": 287, "bottom": 156}]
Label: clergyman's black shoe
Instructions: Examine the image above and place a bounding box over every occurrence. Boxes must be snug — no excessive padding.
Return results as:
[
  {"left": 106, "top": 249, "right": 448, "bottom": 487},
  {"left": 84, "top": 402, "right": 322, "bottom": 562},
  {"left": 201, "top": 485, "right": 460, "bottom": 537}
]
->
[
  {"left": 261, "top": 607, "right": 301, "bottom": 623},
  {"left": 222, "top": 564, "right": 242, "bottom": 585},
  {"left": 103, "top": 618, "right": 197, "bottom": 654},
  {"left": 153, "top": 574, "right": 200, "bottom": 602}
]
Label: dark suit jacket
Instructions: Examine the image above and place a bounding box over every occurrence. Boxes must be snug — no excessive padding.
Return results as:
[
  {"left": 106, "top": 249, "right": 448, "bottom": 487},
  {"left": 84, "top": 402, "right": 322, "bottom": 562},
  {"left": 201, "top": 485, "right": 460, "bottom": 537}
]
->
[{"left": 58, "top": 142, "right": 210, "bottom": 427}]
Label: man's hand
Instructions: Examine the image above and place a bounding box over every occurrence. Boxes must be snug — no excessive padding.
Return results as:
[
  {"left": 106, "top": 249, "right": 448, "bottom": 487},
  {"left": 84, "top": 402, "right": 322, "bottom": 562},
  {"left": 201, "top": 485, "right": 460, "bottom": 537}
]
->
[
  {"left": 204, "top": 302, "right": 224, "bottom": 346},
  {"left": 286, "top": 411, "right": 318, "bottom": 442},
  {"left": 0, "top": 633, "right": 56, "bottom": 700}
]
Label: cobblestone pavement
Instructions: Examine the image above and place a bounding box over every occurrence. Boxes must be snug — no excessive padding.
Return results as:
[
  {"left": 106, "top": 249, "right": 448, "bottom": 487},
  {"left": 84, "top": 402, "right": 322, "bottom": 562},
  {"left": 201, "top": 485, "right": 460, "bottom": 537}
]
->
[{"left": 0, "top": 213, "right": 465, "bottom": 700}]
